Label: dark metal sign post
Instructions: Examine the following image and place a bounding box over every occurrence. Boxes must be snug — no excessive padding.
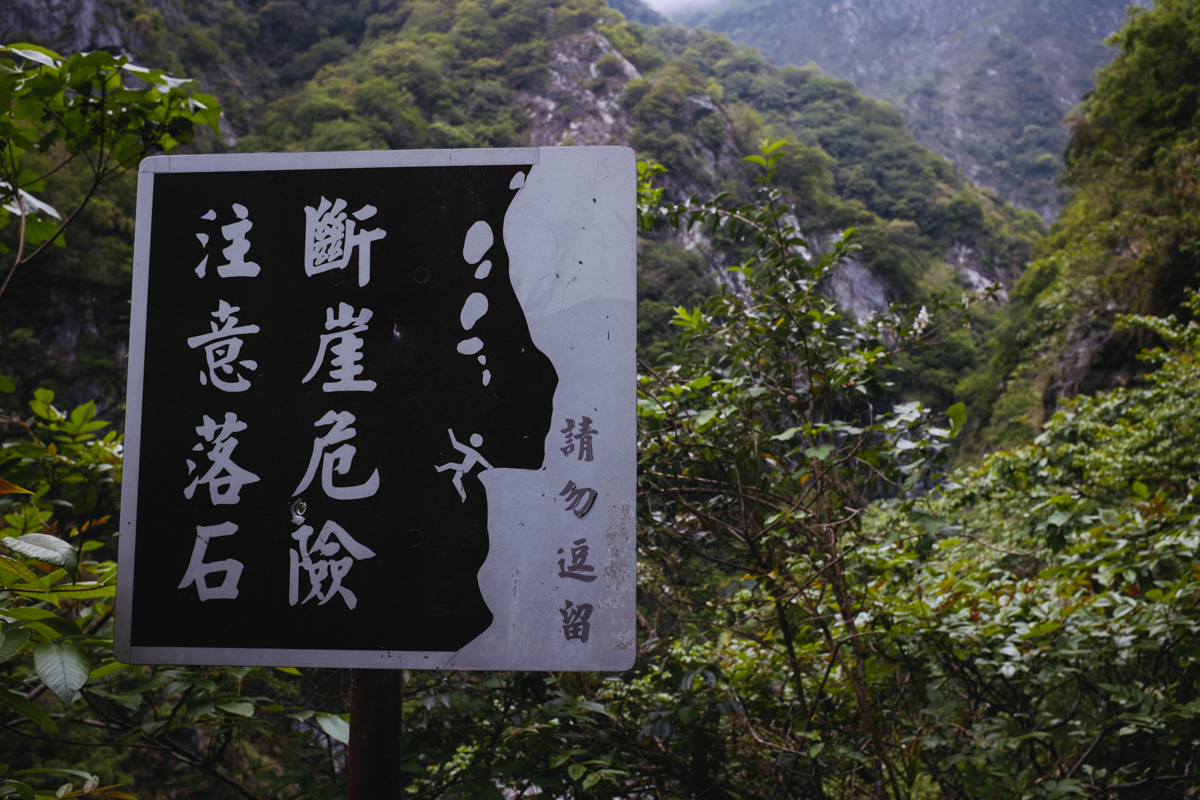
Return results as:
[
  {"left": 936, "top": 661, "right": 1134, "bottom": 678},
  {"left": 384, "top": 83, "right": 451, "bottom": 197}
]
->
[
  {"left": 117, "top": 147, "right": 636, "bottom": 793},
  {"left": 348, "top": 669, "right": 403, "bottom": 798}
]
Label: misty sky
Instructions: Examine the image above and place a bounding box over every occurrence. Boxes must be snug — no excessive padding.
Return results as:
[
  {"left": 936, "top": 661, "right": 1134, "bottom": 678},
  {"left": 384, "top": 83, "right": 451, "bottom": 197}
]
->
[{"left": 642, "top": 0, "right": 724, "bottom": 16}]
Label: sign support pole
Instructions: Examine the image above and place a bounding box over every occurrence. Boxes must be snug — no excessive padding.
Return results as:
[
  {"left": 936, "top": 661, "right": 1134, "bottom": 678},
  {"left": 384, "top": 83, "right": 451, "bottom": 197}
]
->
[{"left": 348, "top": 668, "right": 404, "bottom": 798}]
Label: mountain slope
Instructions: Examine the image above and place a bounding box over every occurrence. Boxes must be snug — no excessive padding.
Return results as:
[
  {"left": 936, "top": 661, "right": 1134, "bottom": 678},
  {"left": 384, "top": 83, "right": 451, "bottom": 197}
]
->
[
  {"left": 2, "top": 0, "right": 1040, "bottom": 413},
  {"left": 676, "top": 0, "right": 1140, "bottom": 221},
  {"left": 962, "top": 0, "right": 1200, "bottom": 450}
]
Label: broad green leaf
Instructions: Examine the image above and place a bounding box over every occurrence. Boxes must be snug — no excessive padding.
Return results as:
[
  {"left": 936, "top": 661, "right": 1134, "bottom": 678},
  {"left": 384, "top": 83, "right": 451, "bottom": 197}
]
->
[
  {"left": 2, "top": 534, "right": 77, "bottom": 570},
  {"left": 567, "top": 764, "right": 586, "bottom": 781},
  {"left": 32, "top": 642, "right": 92, "bottom": 705},
  {"left": 0, "top": 688, "right": 57, "bottom": 730},
  {"left": 0, "top": 554, "right": 41, "bottom": 583},
  {"left": 910, "top": 512, "right": 945, "bottom": 535},
  {"left": 1132, "top": 480, "right": 1150, "bottom": 500},
  {"left": 27, "top": 616, "right": 83, "bottom": 639},
  {"left": 217, "top": 701, "right": 255, "bottom": 717},
  {"left": 69, "top": 401, "right": 95, "bottom": 428},
  {"left": 577, "top": 700, "right": 607, "bottom": 715},
  {"left": 88, "top": 660, "right": 130, "bottom": 680},
  {"left": 316, "top": 712, "right": 350, "bottom": 745},
  {"left": 805, "top": 443, "right": 835, "bottom": 461},
  {"left": 946, "top": 402, "right": 967, "bottom": 439},
  {"left": 1047, "top": 510, "right": 1072, "bottom": 527},
  {"left": 12, "top": 768, "right": 97, "bottom": 784},
  {"left": 0, "top": 607, "right": 57, "bottom": 621},
  {"left": 3, "top": 46, "right": 60, "bottom": 68},
  {"left": 771, "top": 426, "right": 804, "bottom": 441},
  {"left": 0, "top": 627, "right": 31, "bottom": 662},
  {"left": 2, "top": 780, "right": 37, "bottom": 800}
]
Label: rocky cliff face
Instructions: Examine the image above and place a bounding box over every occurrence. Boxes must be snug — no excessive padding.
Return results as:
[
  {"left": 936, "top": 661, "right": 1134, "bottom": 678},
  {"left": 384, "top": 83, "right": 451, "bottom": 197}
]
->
[
  {"left": 520, "top": 30, "right": 640, "bottom": 147},
  {"left": 678, "top": 0, "right": 1141, "bottom": 222},
  {"left": 2, "top": 0, "right": 147, "bottom": 54}
]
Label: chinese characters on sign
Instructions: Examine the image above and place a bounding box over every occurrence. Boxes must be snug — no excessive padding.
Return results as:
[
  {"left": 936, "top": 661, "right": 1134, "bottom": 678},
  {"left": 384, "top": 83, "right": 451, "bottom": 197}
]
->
[
  {"left": 179, "top": 200, "right": 385, "bottom": 611},
  {"left": 557, "top": 414, "right": 601, "bottom": 642}
]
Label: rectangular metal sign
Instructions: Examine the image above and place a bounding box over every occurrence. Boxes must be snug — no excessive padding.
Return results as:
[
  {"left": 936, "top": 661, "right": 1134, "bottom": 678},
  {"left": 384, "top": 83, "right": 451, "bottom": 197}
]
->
[{"left": 115, "top": 147, "right": 636, "bottom": 670}]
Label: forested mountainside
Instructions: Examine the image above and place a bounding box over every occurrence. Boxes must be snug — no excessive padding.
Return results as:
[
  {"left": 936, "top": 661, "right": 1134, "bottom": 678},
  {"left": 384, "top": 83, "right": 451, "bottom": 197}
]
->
[
  {"left": 0, "top": 0, "right": 1040, "bottom": 419},
  {"left": 3, "top": 1, "right": 1200, "bottom": 798},
  {"left": 676, "top": 0, "right": 1139, "bottom": 222},
  {"left": 963, "top": 0, "right": 1200, "bottom": 449}
]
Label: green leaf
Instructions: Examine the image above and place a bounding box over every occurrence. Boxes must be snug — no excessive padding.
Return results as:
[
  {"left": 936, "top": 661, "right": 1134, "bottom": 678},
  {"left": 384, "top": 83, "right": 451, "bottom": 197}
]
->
[
  {"left": 316, "top": 712, "right": 350, "bottom": 745},
  {"left": 2, "top": 779, "right": 37, "bottom": 800},
  {"left": 1047, "top": 510, "right": 1072, "bottom": 527},
  {"left": 217, "top": 701, "right": 255, "bottom": 717},
  {"left": 0, "top": 689, "right": 57, "bottom": 731},
  {"left": 32, "top": 642, "right": 91, "bottom": 705},
  {"left": 567, "top": 764, "right": 586, "bottom": 781},
  {"left": 771, "top": 426, "right": 804, "bottom": 441},
  {"left": 0, "top": 627, "right": 31, "bottom": 662},
  {"left": 0, "top": 376, "right": 14, "bottom": 393},
  {"left": 2, "top": 534, "right": 77, "bottom": 571},
  {"left": 0, "top": 554, "right": 42, "bottom": 583},
  {"left": 910, "top": 512, "right": 945, "bottom": 535},
  {"left": 946, "top": 402, "right": 967, "bottom": 439},
  {"left": 43, "top": 583, "right": 117, "bottom": 600},
  {"left": 4, "top": 45, "right": 60, "bottom": 68},
  {"left": 805, "top": 443, "right": 835, "bottom": 461},
  {"left": 69, "top": 401, "right": 96, "bottom": 428},
  {"left": 29, "top": 615, "right": 84, "bottom": 640},
  {"left": 1132, "top": 480, "right": 1150, "bottom": 500},
  {"left": 87, "top": 660, "right": 130, "bottom": 680}
]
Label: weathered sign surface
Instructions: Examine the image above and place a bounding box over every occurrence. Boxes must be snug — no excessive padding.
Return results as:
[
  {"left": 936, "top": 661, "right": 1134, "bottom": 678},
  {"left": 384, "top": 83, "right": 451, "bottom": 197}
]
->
[{"left": 116, "top": 147, "right": 636, "bottom": 670}]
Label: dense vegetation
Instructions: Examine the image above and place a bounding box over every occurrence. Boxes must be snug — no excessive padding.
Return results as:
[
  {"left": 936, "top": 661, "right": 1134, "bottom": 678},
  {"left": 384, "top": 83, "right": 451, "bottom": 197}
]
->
[{"left": 2, "top": 0, "right": 1199, "bottom": 798}]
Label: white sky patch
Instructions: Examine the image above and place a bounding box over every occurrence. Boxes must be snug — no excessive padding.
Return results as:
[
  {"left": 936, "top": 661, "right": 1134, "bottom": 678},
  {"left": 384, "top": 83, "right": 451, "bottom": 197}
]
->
[{"left": 642, "top": 0, "right": 726, "bottom": 16}]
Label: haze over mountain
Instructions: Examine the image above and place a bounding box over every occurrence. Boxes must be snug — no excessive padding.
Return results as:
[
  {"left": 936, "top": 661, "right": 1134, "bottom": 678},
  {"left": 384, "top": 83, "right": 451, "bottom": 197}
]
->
[{"left": 672, "top": 0, "right": 1142, "bottom": 221}]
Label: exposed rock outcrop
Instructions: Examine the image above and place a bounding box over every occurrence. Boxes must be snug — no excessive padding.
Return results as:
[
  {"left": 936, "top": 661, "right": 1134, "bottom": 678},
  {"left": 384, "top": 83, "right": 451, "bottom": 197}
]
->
[
  {"left": 2, "top": 0, "right": 145, "bottom": 54},
  {"left": 519, "top": 30, "right": 639, "bottom": 147}
]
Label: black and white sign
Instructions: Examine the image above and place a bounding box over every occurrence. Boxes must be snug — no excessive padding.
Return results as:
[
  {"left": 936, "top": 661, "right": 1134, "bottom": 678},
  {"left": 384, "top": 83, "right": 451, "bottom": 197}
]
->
[{"left": 115, "top": 147, "right": 636, "bottom": 670}]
